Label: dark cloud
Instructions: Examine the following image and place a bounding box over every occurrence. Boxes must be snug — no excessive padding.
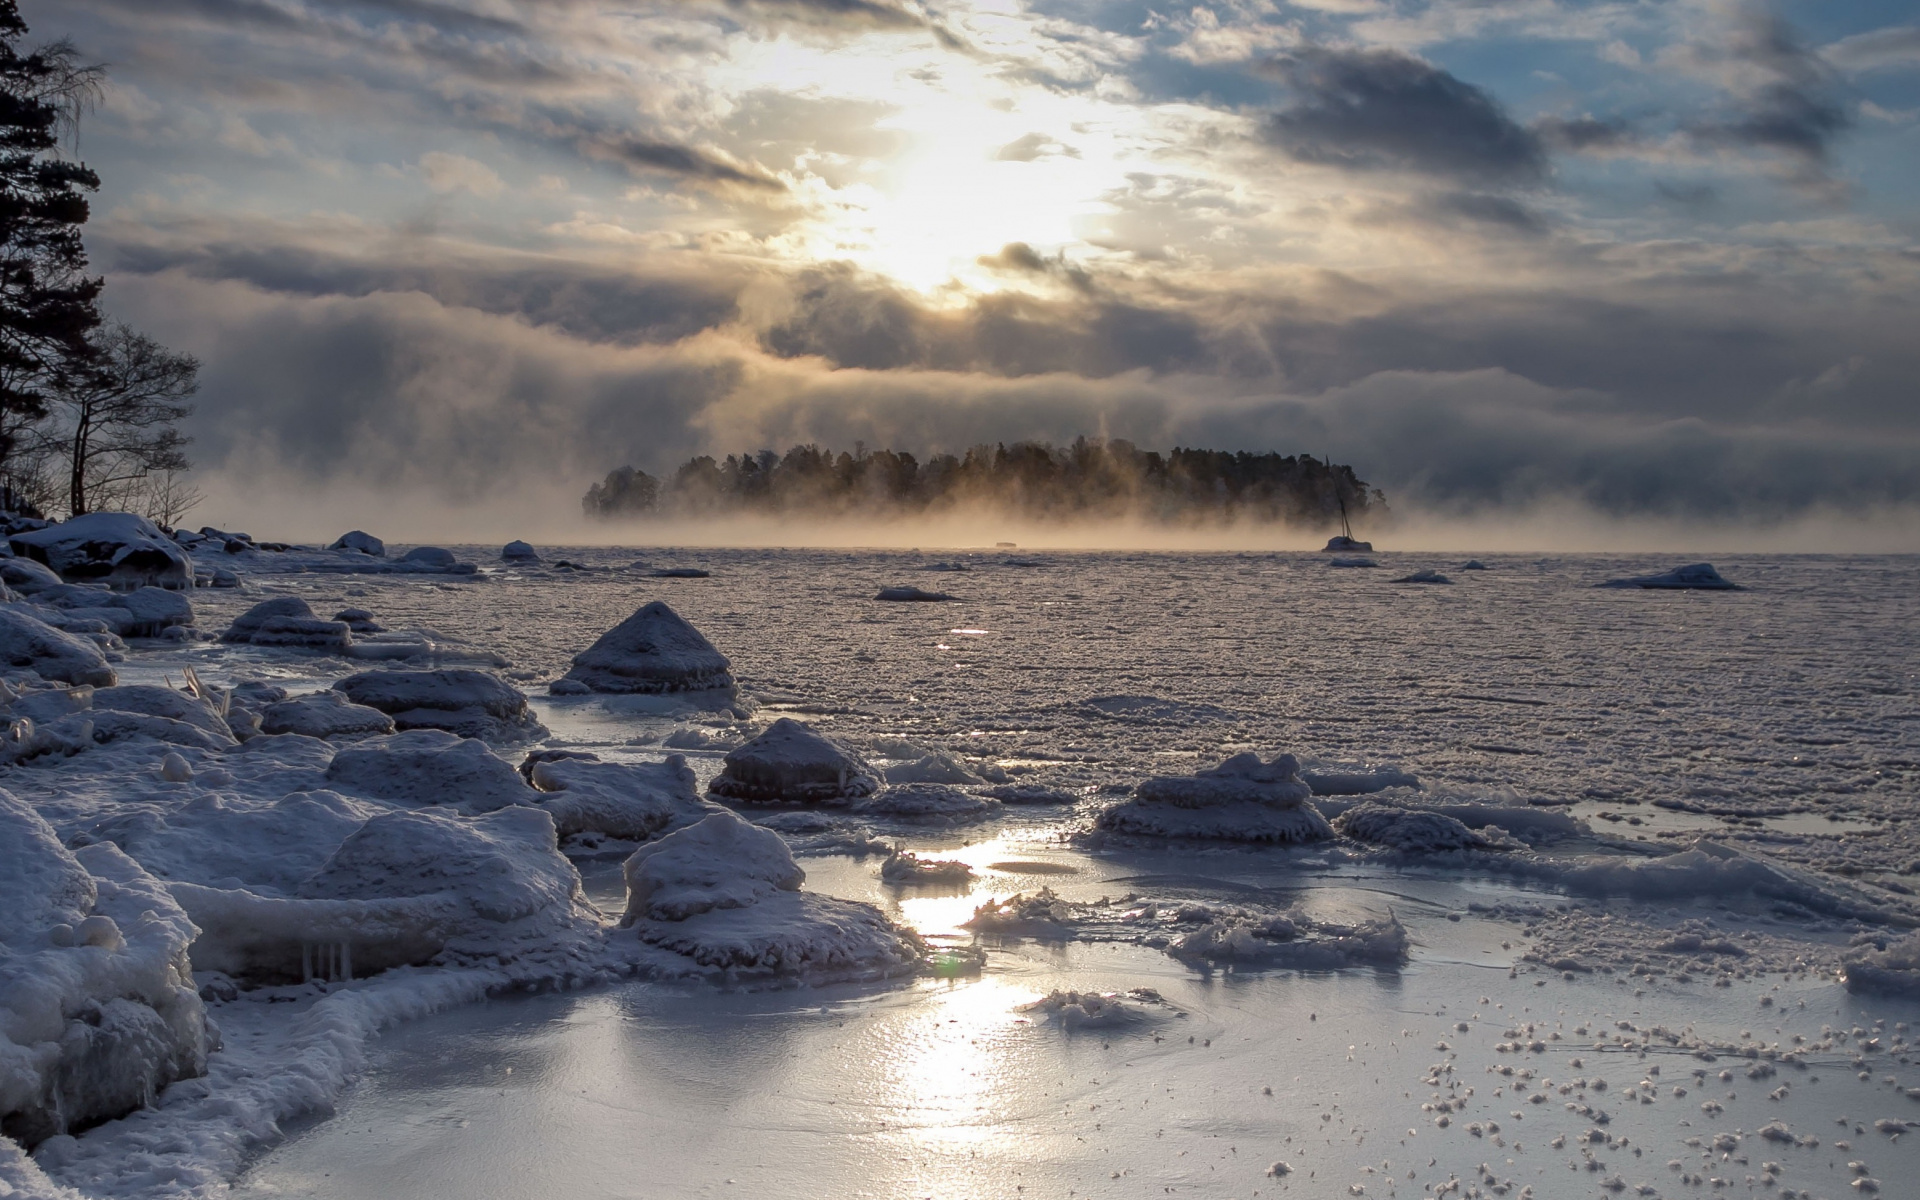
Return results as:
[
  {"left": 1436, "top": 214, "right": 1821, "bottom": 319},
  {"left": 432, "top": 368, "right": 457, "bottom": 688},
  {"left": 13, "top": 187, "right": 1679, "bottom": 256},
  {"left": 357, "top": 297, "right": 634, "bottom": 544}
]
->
[
  {"left": 1534, "top": 115, "right": 1635, "bottom": 153},
  {"left": 1686, "top": 11, "right": 1852, "bottom": 175},
  {"left": 1413, "top": 191, "right": 1547, "bottom": 235},
  {"left": 1262, "top": 46, "right": 1545, "bottom": 184},
  {"left": 594, "top": 137, "right": 786, "bottom": 189}
]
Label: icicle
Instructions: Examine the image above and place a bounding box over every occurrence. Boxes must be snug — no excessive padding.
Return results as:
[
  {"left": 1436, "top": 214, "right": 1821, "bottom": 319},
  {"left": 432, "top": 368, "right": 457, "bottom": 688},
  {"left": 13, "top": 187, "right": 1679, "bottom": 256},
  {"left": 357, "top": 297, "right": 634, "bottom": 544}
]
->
[
  {"left": 340, "top": 940, "right": 352, "bottom": 982},
  {"left": 301, "top": 942, "right": 312, "bottom": 983}
]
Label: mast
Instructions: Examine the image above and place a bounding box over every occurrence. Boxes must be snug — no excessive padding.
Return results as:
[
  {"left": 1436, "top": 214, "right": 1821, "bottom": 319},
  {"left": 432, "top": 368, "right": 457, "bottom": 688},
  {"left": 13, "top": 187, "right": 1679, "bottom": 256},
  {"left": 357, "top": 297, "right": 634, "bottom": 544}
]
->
[{"left": 1327, "top": 456, "right": 1353, "bottom": 542}]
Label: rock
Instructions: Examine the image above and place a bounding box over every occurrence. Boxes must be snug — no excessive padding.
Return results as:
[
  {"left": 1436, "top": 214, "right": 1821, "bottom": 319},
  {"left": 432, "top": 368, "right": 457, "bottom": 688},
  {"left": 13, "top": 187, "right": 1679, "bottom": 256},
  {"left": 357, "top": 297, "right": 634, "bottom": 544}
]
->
[
  {"left": 1598, "top": 562, "right": 1742, "bottom": 590},
  {"left": 323, "top": 729, "right": 536, "bottom": 812},
  {"left": 501, "top": 540, "right": 539, "bottom": 562},
  {"left": 528, "top": 755, "right": 710, "bottom": 840},
  {"left": 708, "top": 718, "right": 879, "bottom": 805},
  {"left": 0, "top": 607, "right": 117, "bottom": 686},
  {"left": 1096, "top": 752, "right": 1335, "bottom": 844},
  {"left": 331, "top": 608, "right": 383, "bottom": 634},
  {"left": 557, "top": 601, "right": 733, "bottom": 695},
  {"left": 221, "top": 597, "right": 352, "bottom": 651},
  {"left": 875, "top": 586, "right": 953, "bottom": 602},
  {"left": 620, "top": 809, "right": 806, "bottom": 923},
  {"left": 300, "top": 807, "right": 583, "bottom": 923},
  {"left": 159, "top": 751, "right": 193, "bottom": 782},
  {"left": 334, "top": 669, "right": 547, "bottom": 743},
  {"left": 1462, "top": 560, "right": 1488, "bottom": 570},
  {"left": 89, "top": 685, "right": 236, "bottom": 742},
  {"left": 328, "top": 531, "right": 385, "bottom": 557},
  {"left": 400, "top": 546, "right": 456, "bottom": 568},
  {"left": 8, "top": 513, "right": 194, "bottom": 590},
  {"left": 259, "top": 690, "right": 397, "bottom": 740}
]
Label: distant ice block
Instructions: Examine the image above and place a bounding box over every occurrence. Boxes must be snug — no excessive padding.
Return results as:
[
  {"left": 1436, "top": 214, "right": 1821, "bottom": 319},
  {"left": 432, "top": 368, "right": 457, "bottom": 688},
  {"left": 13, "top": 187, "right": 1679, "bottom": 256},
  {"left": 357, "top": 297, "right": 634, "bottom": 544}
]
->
[
  {"left": 260, "top": 690, "right": 397, "bottom": 740},
  {"left": 1167, "top": 908, "right": 1410, "bottom": 969},
  {"left": 221, "top": 597, "right": 352, "bottom": 650},
  {"left": 874, "top": 586, "right": 954, "bottom": 601},
  {"left": 1461, "top": 560, "right": 1488, "bottom": 570},
  {"left": 324, "top": 729, "right": 537, "bottom": 812},
  {"left": 709, "top": 718, "right": 879, "bottom": 805},
  {"left": 556, "top": 601, "right": 734, "bottom": 695},
  {"left": 1096, "top": 752, "right": 1335, "bottom": 843},
  {"left": 1391, "top": 569, "right": 1453, "bottom": 584},
  {"left": 334, "top": 668, "right": 547, "bottom": 743},
  {"left": 328, "top": 530, "right": 385, "bottom": 557},
  {"left": 332, "top": 607, "right": 383, "bottom": 633},
  {"left": 501, "top": 540, "right": 539, "bottom": 562},
  {"left": 1598, "top": 562, "right": 1741, "bottom": 590},
  {"left": 9, "top": 512, "right": 194, "bottom": 591},
  {"left": 0, "top": 606, "right": 117, "bottom": 686},
  {"left": 400, "top": 546, "right": 457, "bottom": 568},
  {"left": 651, "top": 567, "right": 710, "bottom": 578},
  {"left": 1334, "top": 802, "right": 1520, "bottom": 851}
]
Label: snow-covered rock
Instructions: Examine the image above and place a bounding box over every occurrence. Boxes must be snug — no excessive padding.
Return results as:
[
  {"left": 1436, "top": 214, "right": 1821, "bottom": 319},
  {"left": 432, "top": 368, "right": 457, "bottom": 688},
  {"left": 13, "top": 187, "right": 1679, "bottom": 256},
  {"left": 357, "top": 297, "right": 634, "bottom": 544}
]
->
[
  {"left": 875, "top": 586, "right": 953, "bottom": 602},
  {"left": 1096, "top": 752, "right": 1335, "bottom": 844},
  {"left": 331, "top": 608, "right": 383, "bottom": 634},
  {"left": 28, "top": 584, "right": 193, "bottom": 639},
  {"left": 400, "top": 546, "right": 456, "bottom": 568},
  {"left": 883, "top": 752, "right": 981, "bottom": 785},
  {"left": 555, "top": 601, "right": 733, "bottom": 695},
  {"left": 1598, "top": 562, "right": 1741, "bottom": 590},
  {"left": 528, "top": 754, "right": 711, "bottom": 840},
  {"left": 75, "top": 789, "right": 376, "bottom": 895},
  {"left": 0, "top": 557, "right": 61, "bottom": 596},
  {"left": 1391, "top": 569, "right": 1452, "bottom": 584},
  {"left": 8, "top": 513, "right": 193, "bottom": 591},
  {"left": 323, "top": 729, "right": 536, "bottom": 812},
  {"left": 1334, "top": 803, "right": 1520, "bottom": 851},
  {"left": 333, "top": 669, "right": 547, "bottom": 743},
  {"left": 501, "top": 540, "right": 538, "bottom": 562},
  {"left": 854, "top": 784, "right": 1000, "bottom": 824},
  {"left": 620, "top": 810, "right": 805, "bottom": 923},
  {"left": 220, "top": 597, "right": 351, "bottom": 651},
  {"left": 1300, "top": 765, "right": 1421, "bottom": 796},
  {"left": 88, "top": 685, "right": 236, "bottom": 744},
  {"left": 328, "top": 531, "right": 385, "bottom": 556},
  {"left": 0, "top": 606, "right": 117, "bottom": 686},
  {"left": 0, "top": 795, "right": 212, "bottom": 1146},
  {"left": 259, "top": 690, "right": 396, "bottom": 740},
  {"left": 708, "top": 718, "right": 879, "bottom": 805}
]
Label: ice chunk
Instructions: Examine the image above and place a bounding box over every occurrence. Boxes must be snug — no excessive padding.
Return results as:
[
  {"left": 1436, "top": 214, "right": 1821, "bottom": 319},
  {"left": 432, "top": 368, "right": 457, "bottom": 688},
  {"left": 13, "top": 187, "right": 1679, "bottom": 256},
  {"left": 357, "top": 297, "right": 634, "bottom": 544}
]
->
[
  {"left": 1843, "top": 933, "right": 1920, "bottom": 997},
  {"left": 0, "top": 790, "right": 97, "bottom": 939},
  {"left": 221, "top": 597, "right": 351, "bottom": 650},
  {"left": 328, "top": 530, "right": 385, "bottom": 556},
  {"left": 1334, "top": 803, "right": 1520, "bottom": 851},
  {"left": 334, "top": 669, "right": 547, "bottom": 743},
  {"left": 875, "top": 586, "right": 953, "bottom": 601},
  {"left": 1461, "top": 560, "right": 1488, "bottom": 570},
  {"left": 1598, "top": 562, "right": 1741, "bottom": 590},
  {"left": 0, "top": 606, "right": 117, "bottom": 686},
  {"left": 259, "top": 690, "right": 396, "bottom": 740},
  {"left": 1168, "top": 910, "right": 1410, "bottom": 970},
  {"left": 708, "top": 718, "right": 879, "bottom": 804},
  {"left": 324, "top": 729, "right": 537, "bottom": 812},
  {"left": 982, "top": 784, "right": 1081, "bottom": 805},
  {"left": 880, "top": 850, "right": 973, "bottom": 884},
  {"left": 1300, "top": 765, "right": 1421, "bottom": 796},
  {"left": 620, "top": 810, "right": 806, "bottom": 923},
  {"left": 557, "top": 600, "right": 734, "bottom": 695},
  {"left": 1096, "top": 752, "right": 1335, "bottom": 843},
  {"left": 1391, "top": 569, "right": 1453, "bottom": 584},
  {"left": 400, "top": 546, "right": 456, "bottom": 568},
  {"left": 883, "top": 752, "right": 981, "bottom": 785},
  {"left": 855, "top": 785, "right": 1000, "bottom": 824},
  {"left": 1018, "top": 989, "right": 1168, "bottom": 1029},
  {"left": 501, "top": 540, "right": 539, "bottom": 562},
  {"left": 8, "top": 513, "right": 193, "bottom": 590},
  {"left": 651, "top": 567, "right": 709, "bottom": 578},
  {"left": 529, "top": 754, "right": 711, "bottom": 840}
]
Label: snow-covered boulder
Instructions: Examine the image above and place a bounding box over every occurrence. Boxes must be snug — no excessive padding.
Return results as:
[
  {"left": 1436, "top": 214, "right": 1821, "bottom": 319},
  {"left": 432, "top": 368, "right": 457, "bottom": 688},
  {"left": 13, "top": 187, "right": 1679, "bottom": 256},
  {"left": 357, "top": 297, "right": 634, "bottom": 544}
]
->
[
  {"left": 88, "top": 685, "right": 236, "bottom": 744},
  {"left": 8, "top": 513, "right": 193, "bottom": 591},
  {"left": 328, "top": 531, "right": 385, "bottom": 557},
  {"left": 333, "top": 669, "right": 547, "bottom": 743},
  {"left": 331, "top": 608, "right": 383, "bottom": 634},
  {"left": 0, "top": 606, "right": 116, "bottom": 686},
  {"left": 323, "top": 729, "right": 536, "bottom": 812},
  {"left": 708, "top": 718, "right": 879, "bottom": 805},
  {"left": 854, "top": 784, "right": 1000, "bottom": 824},
  {"left": 1333, "top": 803, "right": 1520, "bottom": 852},
  {"left": 875, "top": 586, "right": 953, "bottom": 602},
  {"left": 29, "top": 584, "right": 193, "bottom": 639},
  {"left": 1391, "top": 569, "right": 1452, "bottom": 585},
  {"left": 555, "top": 601, "right": 733, "bottom": 695},
  {"left": 220, "top": 597, "right": 351, "bottom": 650},
  {"left": 400, "top": 546, "right": 455, "bottom": 568},
  {"left": 0, "top": 557, "right": 61, "bottom": 596},
  {"left": 0, "top": 795, "right": 212, "bottom": 1147},
  {"left": 616, "top": 810, "right": 920, "bottom": 979},
  {"left": 259, "top": 690, "right": 396, "bottom": 740},
  {"left": 1598, "top": 562, "right": 1741, "bottom": 590},
  {"left": 528, "top": 754, "right": 712, "bottom": 840},
  {"left": 501, "top": 540, "right": 538, "bottom": 562},
  {"left": 1096, "top": 752, "right": 1335, "bottom": 844}
]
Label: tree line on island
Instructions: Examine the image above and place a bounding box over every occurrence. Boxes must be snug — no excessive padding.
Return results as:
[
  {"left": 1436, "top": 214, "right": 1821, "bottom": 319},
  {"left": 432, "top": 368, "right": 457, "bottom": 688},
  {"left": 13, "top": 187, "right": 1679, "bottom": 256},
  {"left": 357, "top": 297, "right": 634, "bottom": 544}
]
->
[
  {"left": 0, "top": 2, "right": 200, "bottom": 525},
  {"left": 583, "top": 439, "right": 1386, "bottom": 528}
]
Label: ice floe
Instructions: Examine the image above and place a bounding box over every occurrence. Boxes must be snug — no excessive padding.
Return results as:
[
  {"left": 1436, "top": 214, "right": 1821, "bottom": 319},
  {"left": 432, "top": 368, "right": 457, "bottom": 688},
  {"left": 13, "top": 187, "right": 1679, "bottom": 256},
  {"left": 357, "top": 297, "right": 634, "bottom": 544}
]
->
[
  {"left": 854, "top": 784, "right": 1000, "bottom": 823},
  {"left": 333, "top": 669, "right": 547, "bottom": 743},
  {"left": 1095, "top": 752, "right": 1335, "bottom": 844},
  {"left": 552, "top": 601, "right": 734, "bottom": 695},
  {"left": 880, "top": 849, "right": 974, "bottom": 884},
  {"left": 708, "top": 718, "right": 879, "bottom": 804}
]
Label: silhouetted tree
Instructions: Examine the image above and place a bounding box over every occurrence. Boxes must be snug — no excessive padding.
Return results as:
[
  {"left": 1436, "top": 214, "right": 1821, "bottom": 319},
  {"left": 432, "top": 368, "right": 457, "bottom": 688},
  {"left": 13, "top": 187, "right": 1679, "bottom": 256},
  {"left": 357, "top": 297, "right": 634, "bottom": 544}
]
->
[{"left": 51, "top": 323, "right": 198, "bottom": 516}]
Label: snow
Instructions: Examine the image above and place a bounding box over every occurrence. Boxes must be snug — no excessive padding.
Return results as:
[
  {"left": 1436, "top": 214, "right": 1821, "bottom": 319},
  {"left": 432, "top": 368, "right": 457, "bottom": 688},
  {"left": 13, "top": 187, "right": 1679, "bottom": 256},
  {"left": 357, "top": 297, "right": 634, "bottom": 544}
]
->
[
  {"left": 8, "top": 515, "right": 193, "bottom": 592},
  {"left": 332, "top": 669, "right": 547, "bottom": 743},
  {"left": 708, "top": 718, "right": 879, "bottom": 804},
  {"left": 0, "top": 608, "right": 117, "bottom": 687},
  {"left": 1096, "top": 752, "right": 1336, "bottom": 844},
  {"left": 874, "top": 586, "right": 953, "bottom": 601},
  {"left": 500, "top": 541, "right": 538, "bottom": 562},
  {"left": 257, "top": 691, "right": 395, "bottom": 740},
  {"left": 1598, "top": 561, "right": 1742, "bottom": 590},
  {"left": 554, "top": 601, "right": 733, "bottom": 695},
  {"left": 321, "top": 729, "right": 536, "bottom": 813},
  {"left": 327, "top": 532, "right": 384, "bottom": 557}
]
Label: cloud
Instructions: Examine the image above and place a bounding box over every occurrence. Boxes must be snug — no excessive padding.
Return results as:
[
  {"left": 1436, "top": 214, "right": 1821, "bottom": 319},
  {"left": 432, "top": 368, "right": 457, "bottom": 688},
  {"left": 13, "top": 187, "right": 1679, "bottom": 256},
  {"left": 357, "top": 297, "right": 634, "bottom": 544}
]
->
[
  {"left": 992, "top": 131, "right": 1080, "bottom": 161},
  {"left": 419, "top": 151, "right": 504, "bottom": 196},
  {"left": 1261, "top": 45, "right": 1546, "bottom": 183},
  {"left": 1824, "top": 24, "right": 1920, "bottom": 74}
]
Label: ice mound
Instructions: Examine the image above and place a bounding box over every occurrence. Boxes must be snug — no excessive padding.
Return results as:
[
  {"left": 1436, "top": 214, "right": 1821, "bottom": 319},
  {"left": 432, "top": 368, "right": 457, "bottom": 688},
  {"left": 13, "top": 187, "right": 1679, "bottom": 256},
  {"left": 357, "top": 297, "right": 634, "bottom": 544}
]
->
[
  {"left": 1334, "top": 803, "right": 1520, "bottom": 852},
  {"left": 883, "top": 752, "right": 982, "bottom": 785},
  {"left": 880, "top": 850, "right": 973, "bottom": 884},
  {"left": 874, "top": 586, "right": 953, "bottom": 601},
  {"left": 501, "top": 540, "right": 539, "bottom": 562},
  {"left": 87, "top": 685, "right": 237, "bottom": 746},
  {"left": 8, "top": 512, "right": 193, "bottom": 590},
  {"left": 617, "top": 811, "right": 921, "bottom": 978},
  {"left": 328, "top": 531, "right": 384, "bottom": 556},
  {"left": 1324, "top": 535, "right": 1373, "bottom": 552},
  {"left": 963, "top": 888, "right": 1083, "bottom": 939},
  {"left": 1328, "top": 556, "right": 1377, "bottom": 568},
  {"left": 29, "top": 583, "right": 194, "bottom": 638},
  {"left": 1842, "top": 933, "right": 1920, "bottom": 996},
  {"left": 0, "top": 557, "right": 61, "bottom": 596},
  {"left": 0, "top": 607, "right": 117, "bottom": 686},
  {"left": 75, "top": 790, "right": 376, "bottom": 894},
  {"left": 1299, "top": 765, "right": 1421, "bottom": 796},
  {"left": 1598, "top": 562, "right": 1741, "bottom": 590},
  {"left": 528, "top": 754, "right": 712, "bottom": 840},
  {"left": 176, "top": 806, "right": 591, "bottom": 984},
  {"left": 400, "top": 546, "right": 456, "bottom": 568},
  {"left": 0, "top": 796, "right": 212, "bottom": 1146},
  {"left": 855, "top": 784, "right": 1000, "bottom": 823},
  {"left": 324, "top": 729, "right": 537, "bottom": 812},
  {"left": 220, "top": 596, "right": 350, "bottom": 650},
  {"left": 1166, "top": 908, "right": 1410, "bottom": 970},
  {"left": 332, "top": 608, "right": 383, "bottom": 633},
  {"left": 1554, "top": 839, "right": 1890, "bottom": 919},
  {"left": 982, "top": 784, "right": 1081, "bottom": 805},
  {"left": 1391, "top": 569, "right": 1452, "bottom": 584},
  {"left": 1017, "top": 989, "right": 1170, "bottom": 1030},
  {"left": 334, "top": 669, "right": 547, "bottom": 743},
  {"left": 1096, "top": 752, "right": 1335, "bottom": 844},
  {"left": 708, "top": 718, "right": 879, "bottom": 804},
  {"left": 259, "top": 690, "right": 396, "bottom": 740},
  {"left": 555, "top": 600, "right": 734, "bottom": 695},
  {"left": 1462, "top": 560, "right": 1488, "bottom": 570}
]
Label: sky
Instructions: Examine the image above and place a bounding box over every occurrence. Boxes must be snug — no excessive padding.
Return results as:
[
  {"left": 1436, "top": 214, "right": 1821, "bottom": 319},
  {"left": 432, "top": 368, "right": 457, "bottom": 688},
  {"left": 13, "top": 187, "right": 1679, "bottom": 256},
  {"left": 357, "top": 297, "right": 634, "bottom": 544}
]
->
[{"left": 26, "top": 0, "right": 1920, "bottom": 543}]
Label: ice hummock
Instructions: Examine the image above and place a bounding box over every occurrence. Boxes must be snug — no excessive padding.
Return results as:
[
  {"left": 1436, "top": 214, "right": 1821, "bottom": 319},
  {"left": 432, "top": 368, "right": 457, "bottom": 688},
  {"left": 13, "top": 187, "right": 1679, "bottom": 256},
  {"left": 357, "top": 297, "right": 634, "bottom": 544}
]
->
[
  {"left": 1095, "top": 752, "right": 1335, "bottom": 843},
  {"left": 501, "top": 540, "right": 539, "bottom": 562},
  {"left": 328, "top": 531, "right": 385, "bottom": 557},
  {"left": 1842, "top": 932, "right": 1920, "bottom": 996},
  {"left": 1333, "top": 802, "right": 1521, "bottom": 852},
  {"left": 258, "top": 690, "right": 396, "bottom": 740},
  {"left": 527, "top": 753, "right": 715, "bottom": 840},
  {"left": 333, "top": 669, "right": 548, "bottom": 743},
  {"left": 553, "top": 601, "right": 734, "bottom": 695},
  {"left": 854, "top": 784, "right": 1000, "bottom": 823},
  {"left": 220, "top": 597, "right": 351, "bottom": 650},
  {"left": 1391, "top": 568, "right": 1453, "bottom": 584},
  {"left": 1597, "top": 562, "right": 1741, "bottom": 590},
  {"left": 323, "top": 729, "right": 537, "bottom": 812},
  {"left": 708, "top": 718, "right": 879, "bottom": 804}
]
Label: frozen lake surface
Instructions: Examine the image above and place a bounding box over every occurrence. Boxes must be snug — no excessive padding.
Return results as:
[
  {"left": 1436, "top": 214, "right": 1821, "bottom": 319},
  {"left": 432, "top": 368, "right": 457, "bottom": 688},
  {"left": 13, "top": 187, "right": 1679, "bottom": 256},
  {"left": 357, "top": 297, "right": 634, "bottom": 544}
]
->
[{"left": 10, "top": 547, "right": 1919, "bottom": 1200}]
